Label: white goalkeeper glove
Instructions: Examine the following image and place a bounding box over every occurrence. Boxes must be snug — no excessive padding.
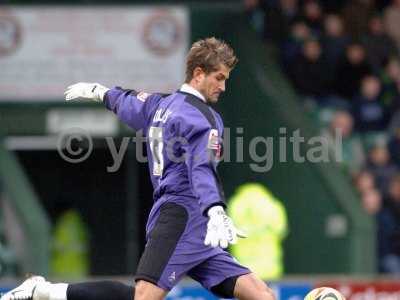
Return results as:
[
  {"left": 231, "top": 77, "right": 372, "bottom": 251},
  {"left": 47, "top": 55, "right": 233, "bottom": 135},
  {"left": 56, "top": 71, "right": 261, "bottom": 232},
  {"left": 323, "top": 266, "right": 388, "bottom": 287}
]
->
[
  {"left": 64, "top": 82, "right": 110, "bottom": 102},
  {"left": 204, "top": 206, "right": 246, "bottom": 249}
]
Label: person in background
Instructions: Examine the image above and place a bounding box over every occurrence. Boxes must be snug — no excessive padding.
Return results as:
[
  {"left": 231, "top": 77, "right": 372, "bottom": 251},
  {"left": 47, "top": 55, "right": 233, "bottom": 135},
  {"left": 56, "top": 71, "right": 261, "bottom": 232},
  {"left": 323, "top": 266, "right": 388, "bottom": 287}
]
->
[
  {"left": 228, "top": 183, "right": 288, "bottom": 281},
  {"left": 301, "top": 0, "right": 324, "bottom": 36},
  {"left": 384, "top": 0, "right": 400, "bottom": 51},
  {"left": 51, "top": 209, "right": 89, "bottom": 279},
  {"left": 354, "top": 170, "right": 376, "bottom": 194},
  {"left": 379, "top": 175, "right": 400, "bottom": 274},
  {"left": 334, "top": 42, "right": 372, "bottom": 99},
  {"left": 388, "top": 127, "right": 400, "bottom": 167},
  {"left": 288, "top": 38, "right": 330, "bottom": 99},
  {"left": 362, "top": 14, "right": 398, "bottom": 73},
  {"left": 358, "top": 186, "right": 396, "bottom": 274},
  {"left": 244, "top": 0, "right": 266, "bottom": 38},
  {"left": 279, "top": 0, "right": 299, "bottom": 22},
  {"left": 281, "top": 19, "right": 312, "bottom": 70},
  {"left": 360, "top": 187, "right": 382, "bottom": 216},
  {"left": 366, "top": 143, "right": 398, "bottom": 196},
  {"left": 263, "top": 0, "right": 300, "bottom": 43},
  {"left": 380, "top": 57, "right": 400, "bottom": 114},
  {"left": 321, "top": 14, "right": 349, "bottom": 77},
  {"left": 352, "top": 75, "right": 389, "bottom": 132},
  {"left": 243, "top": 0, "right": 300, "bottom": 44},
  {"left": 322, "top": 110, "right": 365, "bottom": 174},
  {"left": 342, "top": 0, "right": 376, "bottom": 38},
  {"left": 319, "top": 0, "right": 346, "bottom": 13}
]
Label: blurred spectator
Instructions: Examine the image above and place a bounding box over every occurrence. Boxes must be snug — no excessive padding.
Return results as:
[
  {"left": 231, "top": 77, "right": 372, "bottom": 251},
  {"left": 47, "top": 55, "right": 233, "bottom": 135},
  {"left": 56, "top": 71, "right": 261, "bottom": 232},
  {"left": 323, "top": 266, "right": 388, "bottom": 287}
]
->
[
  {"left": 51, "top": 209, "right": 89, "bottom": 279},
  {"left": 384, "top": 0, "right": 400, "bottom": 51},
  {"left": 357, "top": 178, "right": 400, "bottom": 275},
  {"left": 379, "top": 175, "right": 400, "bottom": 274},
  {"left": 244, "top": 0, "right": 266, "bottom": 37},
  {"left": 301, "top": 0, "right": 324, "bottom": 35},
  {"left": 321, "top": 14, "right": 349, "bottom": 77},
  {"left": 386, "top": 174, "right": 400, "bottom": 220},
  {"left": 359, "top": 185, "right": 400, "bottom": 275},
  {"left": 352, "top": 75, "right": 389, "bottom": 132},
  {"left": 362, "top": 14, "right": 398, "bottom": 73},
  {"left": 280, "top": 0, "right": 299, "bottom": 20},
  {"left": 361, "top": 187, "right": 382, "bottom": 215},
  {"left": 360, "top": 187, "right": 384, "bottom": 275},
  {"left": 388, "top": 127, "right": 400, "bottom": 167},
  {"left": 354, "top": 170, "right": 376, "bottom": 193},
  {"left": 319, "top": 0, "right": 346, "bottom": 13},
  {"left": 342, "top": 0, "right": 376, "bottom": 38},
  {"left": 376, "top": 0, "right": 392, "bottom": 11},
  {"left": 334, "top": 42, "right": 372, "bottom": 99},
  {"left": 323, "top": 110, "right": 365, "bottom": 174},
  {"left": 288, "top": 38, "right": 330, "bottom": 98},
  {"left": 281, "top": 20, "right": 312, "bottom": 69},
  {"left": 380, "top": 57, "right": 400, "bottom": 112},
  {"left": 262, "top": 2, "right": 286, "bottom": 42},
  {"left": 366, "top": 143, "right": 398, "bottom": 195},
  {"left": 244, "top": 0, "right": 300, "bottom": 43},
  {"left": 228, "top": 183, "right": 288, "bottom": 280}
]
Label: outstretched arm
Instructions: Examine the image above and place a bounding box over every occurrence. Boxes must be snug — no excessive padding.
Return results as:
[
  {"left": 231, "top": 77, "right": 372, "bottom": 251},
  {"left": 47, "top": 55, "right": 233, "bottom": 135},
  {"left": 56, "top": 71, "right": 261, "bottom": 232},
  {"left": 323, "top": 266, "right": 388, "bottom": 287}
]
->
[{"left": 64, "top": 82, "right": 156, "bottom": 131}]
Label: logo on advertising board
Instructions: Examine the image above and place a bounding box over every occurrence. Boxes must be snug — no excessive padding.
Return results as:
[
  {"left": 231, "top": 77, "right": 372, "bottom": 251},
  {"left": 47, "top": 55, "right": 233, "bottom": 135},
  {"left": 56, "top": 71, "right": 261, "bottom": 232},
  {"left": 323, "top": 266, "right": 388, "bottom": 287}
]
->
[
  {"left": 142, "top": 9, "right": 184, "bottom": 56},
  {"left": 0, "top": 10, "right": 21, "bottom": 57},
  {"left": 166, "top": 285, "right": 219, "bottom": 300},
  {"left": 276, "top": 283, "right": 313, "bottom": 300},
  {"left": 317, "top": 282, "right": 400, "bottom": 300}
]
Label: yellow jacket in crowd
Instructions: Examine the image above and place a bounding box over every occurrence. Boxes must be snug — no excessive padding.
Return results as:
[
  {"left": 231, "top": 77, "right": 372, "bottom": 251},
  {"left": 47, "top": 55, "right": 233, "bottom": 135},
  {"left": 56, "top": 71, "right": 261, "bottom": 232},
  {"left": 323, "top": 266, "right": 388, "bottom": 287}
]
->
[{"left": 228, "top": 183, "right": 288, "bottom": 280}]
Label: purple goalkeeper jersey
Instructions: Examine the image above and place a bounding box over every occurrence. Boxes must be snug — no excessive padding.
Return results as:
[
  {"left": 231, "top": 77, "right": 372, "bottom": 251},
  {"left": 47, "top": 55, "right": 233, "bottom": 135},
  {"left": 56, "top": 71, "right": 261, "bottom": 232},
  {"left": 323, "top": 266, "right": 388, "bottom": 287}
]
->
[
  {"left": 104, "top": 86, "right": 250, "bottom": 291},
  {"left": 104, "top": 86, "right": 226, "bottom": 215}
]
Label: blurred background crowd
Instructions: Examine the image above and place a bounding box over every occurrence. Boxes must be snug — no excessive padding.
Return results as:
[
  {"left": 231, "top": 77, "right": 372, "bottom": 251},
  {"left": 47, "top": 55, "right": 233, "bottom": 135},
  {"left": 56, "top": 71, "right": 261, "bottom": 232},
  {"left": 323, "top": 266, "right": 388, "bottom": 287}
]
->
[{"left": 245, "top": 0, "right": 400, "bottom": 275}]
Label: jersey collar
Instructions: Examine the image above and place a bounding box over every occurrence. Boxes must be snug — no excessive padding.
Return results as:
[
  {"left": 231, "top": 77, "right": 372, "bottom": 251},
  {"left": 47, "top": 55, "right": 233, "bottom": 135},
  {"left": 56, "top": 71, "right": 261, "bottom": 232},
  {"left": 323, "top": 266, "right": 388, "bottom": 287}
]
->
[{"left": 180, "top": 83, "right": 206, "bottom": 103}]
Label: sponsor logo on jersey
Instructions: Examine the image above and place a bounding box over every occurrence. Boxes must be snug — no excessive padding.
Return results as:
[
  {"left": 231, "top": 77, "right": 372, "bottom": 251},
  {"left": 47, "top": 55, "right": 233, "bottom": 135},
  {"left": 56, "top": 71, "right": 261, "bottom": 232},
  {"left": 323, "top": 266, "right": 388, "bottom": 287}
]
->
[
  {"left": 137, "top": 91, "right": 151, "bottom": 102},
  {"left": 208, "top": 129, "right": 222, "bottom": 160}
]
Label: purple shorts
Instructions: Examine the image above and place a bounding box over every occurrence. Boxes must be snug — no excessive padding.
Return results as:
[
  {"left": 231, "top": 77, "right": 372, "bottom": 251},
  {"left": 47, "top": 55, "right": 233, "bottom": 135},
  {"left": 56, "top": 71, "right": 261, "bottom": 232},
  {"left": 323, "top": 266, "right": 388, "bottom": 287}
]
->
[{"left": 134, "top": 195, "right": 250, "bottom": 291}]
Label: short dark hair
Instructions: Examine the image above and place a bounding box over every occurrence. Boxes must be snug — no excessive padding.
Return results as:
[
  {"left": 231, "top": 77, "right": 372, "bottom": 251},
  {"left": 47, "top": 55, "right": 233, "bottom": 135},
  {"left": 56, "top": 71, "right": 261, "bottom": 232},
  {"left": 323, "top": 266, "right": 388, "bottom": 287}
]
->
[{"left": 185, "top": 37, "right": 238, "bottom": 82}]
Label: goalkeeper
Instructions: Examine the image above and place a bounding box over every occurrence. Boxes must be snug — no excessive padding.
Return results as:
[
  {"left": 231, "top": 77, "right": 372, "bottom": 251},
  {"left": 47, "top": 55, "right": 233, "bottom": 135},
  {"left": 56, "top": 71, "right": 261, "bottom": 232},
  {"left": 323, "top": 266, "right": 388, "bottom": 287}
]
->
[{"left": 1, "top": 37, "right": 275, "bottom": 300}]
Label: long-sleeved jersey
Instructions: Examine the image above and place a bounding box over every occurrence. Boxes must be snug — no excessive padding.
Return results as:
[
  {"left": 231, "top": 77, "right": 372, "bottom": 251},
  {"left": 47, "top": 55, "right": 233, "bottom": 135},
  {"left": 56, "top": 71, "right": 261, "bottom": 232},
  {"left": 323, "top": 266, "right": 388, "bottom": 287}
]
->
[{"left": 104, "top": 87, "right": 226, "bottom": 214}]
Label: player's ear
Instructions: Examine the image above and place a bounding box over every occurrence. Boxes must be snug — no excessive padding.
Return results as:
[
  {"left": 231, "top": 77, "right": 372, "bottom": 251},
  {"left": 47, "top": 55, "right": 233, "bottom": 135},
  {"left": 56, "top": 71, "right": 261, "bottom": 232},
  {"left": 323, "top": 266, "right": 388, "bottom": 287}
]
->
[{"left": 193, "top": 67, "right": 206, "bottom": 82}]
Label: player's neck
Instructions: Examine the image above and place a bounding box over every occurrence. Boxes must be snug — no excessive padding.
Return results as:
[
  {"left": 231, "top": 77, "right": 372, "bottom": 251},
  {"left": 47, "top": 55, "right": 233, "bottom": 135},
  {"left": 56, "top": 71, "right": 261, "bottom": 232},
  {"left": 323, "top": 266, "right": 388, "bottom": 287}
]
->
[{"left": 181, "top": 83, "right": 206, "bottom": 102}]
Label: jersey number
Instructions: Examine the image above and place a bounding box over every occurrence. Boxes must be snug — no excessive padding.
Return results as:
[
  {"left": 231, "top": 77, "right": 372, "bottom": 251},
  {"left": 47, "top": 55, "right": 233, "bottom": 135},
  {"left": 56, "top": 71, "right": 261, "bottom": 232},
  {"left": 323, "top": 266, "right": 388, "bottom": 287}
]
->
[{"left": 149, "top": 126, "right": 164, "bottom": 176}]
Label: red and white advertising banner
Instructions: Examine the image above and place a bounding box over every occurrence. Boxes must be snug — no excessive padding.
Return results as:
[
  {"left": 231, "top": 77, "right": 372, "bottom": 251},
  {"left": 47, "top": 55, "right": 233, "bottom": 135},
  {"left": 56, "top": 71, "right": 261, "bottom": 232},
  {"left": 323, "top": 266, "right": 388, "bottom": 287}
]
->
[
  {"left": 318, "top": 281, "right": 400, "bottom": 300},
  {"left": 0, "top": 6, "right": 189, "bottom": 101}
]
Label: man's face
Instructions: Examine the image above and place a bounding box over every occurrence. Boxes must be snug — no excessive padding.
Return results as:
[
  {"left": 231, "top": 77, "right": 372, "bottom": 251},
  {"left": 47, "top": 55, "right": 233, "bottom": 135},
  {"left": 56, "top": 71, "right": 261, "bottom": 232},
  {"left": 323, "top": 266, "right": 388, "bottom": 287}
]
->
[{"left": 196, "top": 64, "right": 230, "bottom": 104}]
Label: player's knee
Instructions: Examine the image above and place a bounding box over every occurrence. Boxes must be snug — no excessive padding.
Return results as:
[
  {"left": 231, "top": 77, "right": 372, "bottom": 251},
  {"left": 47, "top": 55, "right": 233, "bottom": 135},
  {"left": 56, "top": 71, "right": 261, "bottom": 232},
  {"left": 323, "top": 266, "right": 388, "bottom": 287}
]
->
[
  {"left": 235, "top": 274, "right": 276, "bottom": 300},
  {"left": 134, "top": 282, "right": 143, "bottom": 300},
  {"left": 134, "top": 280, "right": 165, "bottom": 300},
  {"left": 261, "top": 285, "right": 276, "bottom": 300},
  {"left": 134, "top": 281, "right": 151, "bottom": 300},
  {"left": 252, "top": 281, "right": 275, "bottom": 300}
]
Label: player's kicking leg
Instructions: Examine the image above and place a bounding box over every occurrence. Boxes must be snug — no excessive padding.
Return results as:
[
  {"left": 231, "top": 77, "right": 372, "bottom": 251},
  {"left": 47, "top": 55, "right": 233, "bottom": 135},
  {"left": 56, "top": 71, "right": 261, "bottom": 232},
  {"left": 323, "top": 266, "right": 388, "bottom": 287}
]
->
[
  {"left": 0, "top": 276, "right": 136, "bottom": 300},
  {"left": 233, "top": 273, "right": 275, "bottom": 300},
  {"left": 188, "top": 250, "right": 275, "bottom": 300}
]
